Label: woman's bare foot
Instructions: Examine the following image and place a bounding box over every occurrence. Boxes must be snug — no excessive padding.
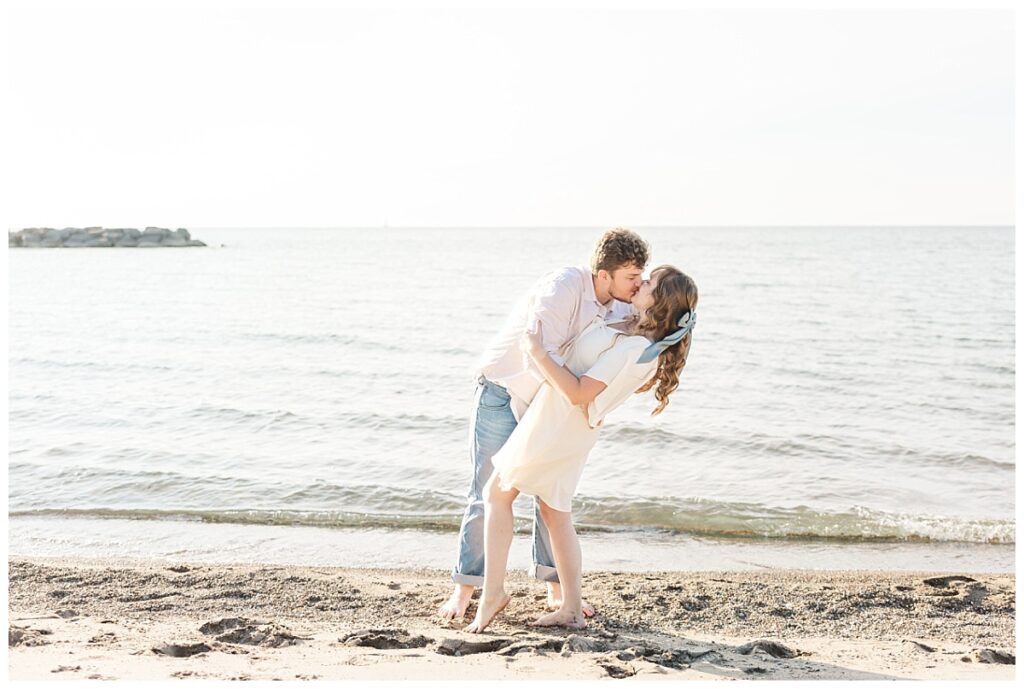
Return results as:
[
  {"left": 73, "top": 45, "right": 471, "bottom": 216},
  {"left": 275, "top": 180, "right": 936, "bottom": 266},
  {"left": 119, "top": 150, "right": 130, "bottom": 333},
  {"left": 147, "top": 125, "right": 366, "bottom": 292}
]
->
[
  {"left": 438, "top": 584, "right": 476, "bottom": 621},
  {"left": 464, "top": 592, "right": 511, "bottom": 634},
  {"left": 530, "top": 607, "right": 587, "bottom": 629},
  {"left": 546, "top": 590, "right": 596, "bottom": 618}
]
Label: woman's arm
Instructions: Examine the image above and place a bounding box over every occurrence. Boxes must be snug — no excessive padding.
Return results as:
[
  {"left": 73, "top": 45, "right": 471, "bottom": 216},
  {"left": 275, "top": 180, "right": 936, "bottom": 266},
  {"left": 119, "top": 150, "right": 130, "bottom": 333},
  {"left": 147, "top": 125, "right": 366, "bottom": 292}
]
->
[{"left": 523, "top": 323, "right": 608, "bottom": 406}]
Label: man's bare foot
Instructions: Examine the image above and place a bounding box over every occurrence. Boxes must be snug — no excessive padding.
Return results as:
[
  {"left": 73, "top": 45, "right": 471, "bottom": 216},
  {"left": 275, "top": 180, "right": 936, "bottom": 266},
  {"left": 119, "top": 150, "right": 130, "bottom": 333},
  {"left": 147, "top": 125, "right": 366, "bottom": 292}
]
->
[
  {"left": 530, "top": 607, "right": 587, "bottom": 629},
  {"left": 438, "top": 584, "right": 475, "bottom": 621},
  {"left": 464, "top": 592, "right": 511, "bottom": 634},
  {"left": 546, "top": 587, "right": 596, "bottom": 618}
]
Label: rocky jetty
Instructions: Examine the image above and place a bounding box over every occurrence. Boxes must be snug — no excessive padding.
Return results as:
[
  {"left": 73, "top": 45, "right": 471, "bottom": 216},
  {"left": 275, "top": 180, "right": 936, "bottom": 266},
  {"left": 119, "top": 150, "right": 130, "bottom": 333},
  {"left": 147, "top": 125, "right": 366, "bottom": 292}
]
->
[{"left": 9, "top": 227, "right": 206, "bottom": 248}]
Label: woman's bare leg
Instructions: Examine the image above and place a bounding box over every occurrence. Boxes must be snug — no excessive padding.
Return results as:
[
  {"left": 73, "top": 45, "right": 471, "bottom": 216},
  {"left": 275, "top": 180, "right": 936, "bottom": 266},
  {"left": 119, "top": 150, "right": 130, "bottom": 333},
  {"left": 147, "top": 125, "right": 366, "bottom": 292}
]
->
[
  {"left": 530, "top": 500, "right": 586, "bottom": 629},
  {"left": 546, "top": 583, "right": 596, "bottom": 618},
  {"left": 465, "top": 475, "right": 518, "bottom": 633}
]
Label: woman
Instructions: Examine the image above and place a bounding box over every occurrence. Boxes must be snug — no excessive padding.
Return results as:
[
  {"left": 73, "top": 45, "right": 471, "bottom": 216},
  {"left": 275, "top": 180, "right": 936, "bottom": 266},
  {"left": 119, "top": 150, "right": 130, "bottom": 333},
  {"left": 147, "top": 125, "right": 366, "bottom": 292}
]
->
[{"left": 466, "top": 265, "right": 698, "bottom": 633}]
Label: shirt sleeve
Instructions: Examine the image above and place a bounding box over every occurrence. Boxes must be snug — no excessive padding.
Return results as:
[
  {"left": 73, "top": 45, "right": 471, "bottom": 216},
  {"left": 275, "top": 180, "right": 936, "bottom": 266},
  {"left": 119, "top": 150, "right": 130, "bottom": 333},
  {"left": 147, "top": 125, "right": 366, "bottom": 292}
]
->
[
  {"left": 527, "top": 270, "right": 580, "bottom": 368},
  {"left": 583, "top": 337, "right": 658, "bottom": 428}
]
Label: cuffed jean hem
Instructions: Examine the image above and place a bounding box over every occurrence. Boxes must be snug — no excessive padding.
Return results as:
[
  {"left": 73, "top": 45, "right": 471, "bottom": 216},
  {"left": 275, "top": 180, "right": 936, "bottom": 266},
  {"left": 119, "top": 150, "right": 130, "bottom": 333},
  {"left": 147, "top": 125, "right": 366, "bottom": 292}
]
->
[
  {"left": 530, "top": 562, "right": 560, "bottom": 583},
  {"left": 451, "top": 571, "right": 484, "bottom": 587}
]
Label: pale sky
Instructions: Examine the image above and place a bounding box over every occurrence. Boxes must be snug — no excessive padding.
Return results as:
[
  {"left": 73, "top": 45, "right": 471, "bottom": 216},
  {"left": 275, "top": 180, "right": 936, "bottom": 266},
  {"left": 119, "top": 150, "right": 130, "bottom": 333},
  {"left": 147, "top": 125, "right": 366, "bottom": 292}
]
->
[{"left": 6, "top": 2, "right": 1014, "bottom": 227}]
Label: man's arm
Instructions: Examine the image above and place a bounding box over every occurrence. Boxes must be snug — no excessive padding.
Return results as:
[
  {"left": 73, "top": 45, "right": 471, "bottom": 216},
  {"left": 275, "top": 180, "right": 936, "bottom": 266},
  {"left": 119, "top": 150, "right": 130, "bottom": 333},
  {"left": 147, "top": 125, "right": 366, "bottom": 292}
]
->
[
  {"left": 526, "top": 270, "right": 578, "bottom": 368},
  {"left": 523, "top": 323, "right": 608, "bottom": 406}
]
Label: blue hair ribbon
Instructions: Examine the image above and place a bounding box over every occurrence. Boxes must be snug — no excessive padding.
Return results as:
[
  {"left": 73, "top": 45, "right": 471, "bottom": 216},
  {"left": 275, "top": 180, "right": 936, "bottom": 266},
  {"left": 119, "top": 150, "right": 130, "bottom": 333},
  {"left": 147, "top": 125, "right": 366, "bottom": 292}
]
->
[{"left": 636, "top": 310, "right": 696, "bottom": 364}]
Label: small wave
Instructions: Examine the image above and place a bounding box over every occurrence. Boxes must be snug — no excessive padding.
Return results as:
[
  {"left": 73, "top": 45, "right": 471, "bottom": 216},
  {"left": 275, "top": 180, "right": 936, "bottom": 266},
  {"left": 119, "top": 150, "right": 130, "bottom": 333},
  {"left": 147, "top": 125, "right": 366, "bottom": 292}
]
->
[
  {"left": 237, "top": 332, "right": 476, "bottom": 358},
  {"left": 11, "top": 357, "right": 190, "bottom": 373},
  {"left": 869, "top": 441, "right": 1015, "bottom": 471},
  {"left": 602, "top": 425, "right": 695, "bottom": 448},
  {"left": 185, "top": 405, "right": 317, "bottom": 433},
  {"left": 603, "top": 427, "right": 839, "bottom": 456},
  {"left": 183, "top": 406, "right": 465, "bottom": 434},
  {"left": 346, "top": 411, "right": 465, "bottom": 434},
  {"left": 571, "top": 496, "right": 1015, "bottom": 545},
  {"left": 9, "top": 494, "right": 1014, "bottom": 545},
  {"left": 436, "top": 346, "right": 475, "bottom": 356},
  {"left": 602, "top": 427, "right": 1015, "bottom": 471},
  {"left": 238, "top": 331, "right": 406, "bottom": 352},
  {"left": 8, "top": 507, "right": 466, "bottom": 533}
]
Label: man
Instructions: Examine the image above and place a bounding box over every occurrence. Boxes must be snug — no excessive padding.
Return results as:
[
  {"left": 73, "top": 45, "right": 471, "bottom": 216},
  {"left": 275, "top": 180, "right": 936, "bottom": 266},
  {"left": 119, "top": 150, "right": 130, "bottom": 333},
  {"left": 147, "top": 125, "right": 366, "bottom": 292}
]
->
[{"left": 439, "top": 228, "right": 651, "bottom": 622}]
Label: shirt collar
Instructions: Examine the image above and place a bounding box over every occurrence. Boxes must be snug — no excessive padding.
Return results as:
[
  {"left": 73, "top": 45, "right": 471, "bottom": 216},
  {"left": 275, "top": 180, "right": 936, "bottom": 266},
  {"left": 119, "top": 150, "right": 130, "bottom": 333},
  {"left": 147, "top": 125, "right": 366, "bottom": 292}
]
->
[{"left": 581, "top": 266, "right": 608, "bottom": 314}]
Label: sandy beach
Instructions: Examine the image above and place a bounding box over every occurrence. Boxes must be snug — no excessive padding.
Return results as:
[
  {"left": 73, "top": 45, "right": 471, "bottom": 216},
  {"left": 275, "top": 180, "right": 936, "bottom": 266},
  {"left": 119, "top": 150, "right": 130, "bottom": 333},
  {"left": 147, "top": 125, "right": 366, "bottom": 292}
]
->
[{"left": 7, "top": 555, "right": 1015, "bottom": 680}]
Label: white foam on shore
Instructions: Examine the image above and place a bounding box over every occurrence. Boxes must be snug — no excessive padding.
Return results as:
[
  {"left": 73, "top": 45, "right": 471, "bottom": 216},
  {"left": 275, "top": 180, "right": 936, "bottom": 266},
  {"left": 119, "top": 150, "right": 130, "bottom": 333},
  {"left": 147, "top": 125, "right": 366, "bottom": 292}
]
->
[{"left": 8, "top": 514, "right": 1014, "bottom": 573}]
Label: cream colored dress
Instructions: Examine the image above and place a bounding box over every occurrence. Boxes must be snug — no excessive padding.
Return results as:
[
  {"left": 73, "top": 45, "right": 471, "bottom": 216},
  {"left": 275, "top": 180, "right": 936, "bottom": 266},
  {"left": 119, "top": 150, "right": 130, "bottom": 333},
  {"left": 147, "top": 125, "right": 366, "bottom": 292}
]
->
[{"left": 491, "top": 316, "right": 659, "bottom": 512}]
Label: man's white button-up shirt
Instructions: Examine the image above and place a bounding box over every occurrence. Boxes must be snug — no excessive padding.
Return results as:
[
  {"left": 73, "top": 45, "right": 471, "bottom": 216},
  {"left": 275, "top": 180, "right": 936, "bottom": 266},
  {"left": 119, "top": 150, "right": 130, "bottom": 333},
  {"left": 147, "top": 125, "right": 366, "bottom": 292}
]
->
[{"left": 476, "top": 265, "right": 635, "bottom": 420}]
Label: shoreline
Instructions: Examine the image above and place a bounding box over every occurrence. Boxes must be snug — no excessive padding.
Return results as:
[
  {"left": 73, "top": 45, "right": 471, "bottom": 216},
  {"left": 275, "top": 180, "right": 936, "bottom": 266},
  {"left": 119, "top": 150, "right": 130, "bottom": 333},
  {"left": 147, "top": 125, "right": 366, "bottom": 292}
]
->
[
  {"left": 8, "top": 555, "right": 1015, "bottom": 680},
  {"left": 9, "top": 514, "right": 1016, "bottom": 575}
]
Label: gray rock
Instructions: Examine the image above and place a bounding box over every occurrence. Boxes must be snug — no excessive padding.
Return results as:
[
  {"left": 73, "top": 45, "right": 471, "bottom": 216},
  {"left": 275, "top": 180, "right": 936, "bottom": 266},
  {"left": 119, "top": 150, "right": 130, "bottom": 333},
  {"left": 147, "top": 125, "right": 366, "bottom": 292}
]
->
[
  {"left": 923, "top": 576, "right": 977, "bottom": 589},
  {"left": 560, "top": 634, "right": 609, "bottom": 655},
  {"left": 215, "top": 623, "right": 302, "bottom": 648},
  {"left": 340, "top": 629, "right": 431, "bottom": 650},
  {"left": 903, "top": 640, "right": 936, "bottom": 653},
  {"left": 973, "top": 648, "right": 1015, "bottom": 664},
  {"left": 9, "top": 226, "right": 203, "bottom": 248},
  {"left": 151, "top": 642, "right": 211, "bottom": 657},
  {"left": 496, "top": 638, "right": 565, "bottom": 656},
  {"left": 9, "top": 625, "right": 53, "bottom": 647},
  {"left": 436, "top": 637, "right": 515, "bottom": 656},
  {"left": 736, "top": 639, "right": 802, "bottom": 659}
]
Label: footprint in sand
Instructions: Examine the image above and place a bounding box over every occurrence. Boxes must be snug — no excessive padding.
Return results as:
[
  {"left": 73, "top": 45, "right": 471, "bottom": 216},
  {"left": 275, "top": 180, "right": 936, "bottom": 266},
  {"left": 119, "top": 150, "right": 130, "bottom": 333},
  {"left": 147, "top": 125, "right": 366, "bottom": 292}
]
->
[
  {"left": 198, "top": 617, "right": 305, "bottom": 648},
  {"left": 50, "top": 665, "right": 82, "bottom": 673},
  {"left": 598, "top": 662, "right": 637, "bottom": 678},
  {"left": 341, "top": 629, "right": 432, "bottom": 650},
  {"left": 88, "top": 632, "right": 118, "bottom": 645},
  {"left": 9, "top": 625, "right": 53, "bottom": 647},
  {"left": 152, "top": 642, "right": 212, "bottom": 657}
]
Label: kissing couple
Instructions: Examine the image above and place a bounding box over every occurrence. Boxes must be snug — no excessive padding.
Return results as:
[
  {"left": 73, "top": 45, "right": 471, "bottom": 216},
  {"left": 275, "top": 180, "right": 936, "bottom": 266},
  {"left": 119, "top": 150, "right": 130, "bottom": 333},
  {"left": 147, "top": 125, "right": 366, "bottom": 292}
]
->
[{"left": 438, "top": 228, "right": 698, "bottom": 633}]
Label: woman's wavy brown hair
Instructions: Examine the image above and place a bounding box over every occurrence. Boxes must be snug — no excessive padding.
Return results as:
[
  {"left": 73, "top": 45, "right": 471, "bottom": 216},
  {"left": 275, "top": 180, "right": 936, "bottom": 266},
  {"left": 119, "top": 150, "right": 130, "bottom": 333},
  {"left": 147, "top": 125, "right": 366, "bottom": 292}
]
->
[{"left": 634, "top": 265, "right": 698, "bottom": 416}]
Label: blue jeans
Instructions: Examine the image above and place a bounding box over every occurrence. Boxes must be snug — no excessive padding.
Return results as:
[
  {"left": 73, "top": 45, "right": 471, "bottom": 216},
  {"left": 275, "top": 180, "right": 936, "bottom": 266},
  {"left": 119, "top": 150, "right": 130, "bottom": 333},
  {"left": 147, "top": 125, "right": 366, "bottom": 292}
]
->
[{"left": 452, "top": 376, "right": 559, "bottom": 586}]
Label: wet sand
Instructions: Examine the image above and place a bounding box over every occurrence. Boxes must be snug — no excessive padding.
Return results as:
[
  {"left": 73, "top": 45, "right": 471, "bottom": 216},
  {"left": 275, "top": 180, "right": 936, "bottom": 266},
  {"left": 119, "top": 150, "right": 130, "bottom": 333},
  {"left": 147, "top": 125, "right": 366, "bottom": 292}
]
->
[{"left": 8, "top": 556, "right": 1016, "bottom": 680}]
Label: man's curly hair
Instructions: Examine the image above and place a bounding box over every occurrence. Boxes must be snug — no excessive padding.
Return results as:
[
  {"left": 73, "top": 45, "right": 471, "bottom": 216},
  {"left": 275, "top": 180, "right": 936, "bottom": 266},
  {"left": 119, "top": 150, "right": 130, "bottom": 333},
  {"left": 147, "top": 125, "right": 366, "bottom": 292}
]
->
[{"left": 590, "top": 228, "right": 650, "bottom": 274}]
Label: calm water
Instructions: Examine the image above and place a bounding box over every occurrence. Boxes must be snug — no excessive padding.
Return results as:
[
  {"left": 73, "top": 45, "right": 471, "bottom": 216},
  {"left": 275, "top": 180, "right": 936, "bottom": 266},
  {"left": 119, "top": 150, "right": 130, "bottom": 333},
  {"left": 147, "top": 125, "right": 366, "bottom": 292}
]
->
[{"left": 7, "top": 227, "right": 1016, "bottom": 571}]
